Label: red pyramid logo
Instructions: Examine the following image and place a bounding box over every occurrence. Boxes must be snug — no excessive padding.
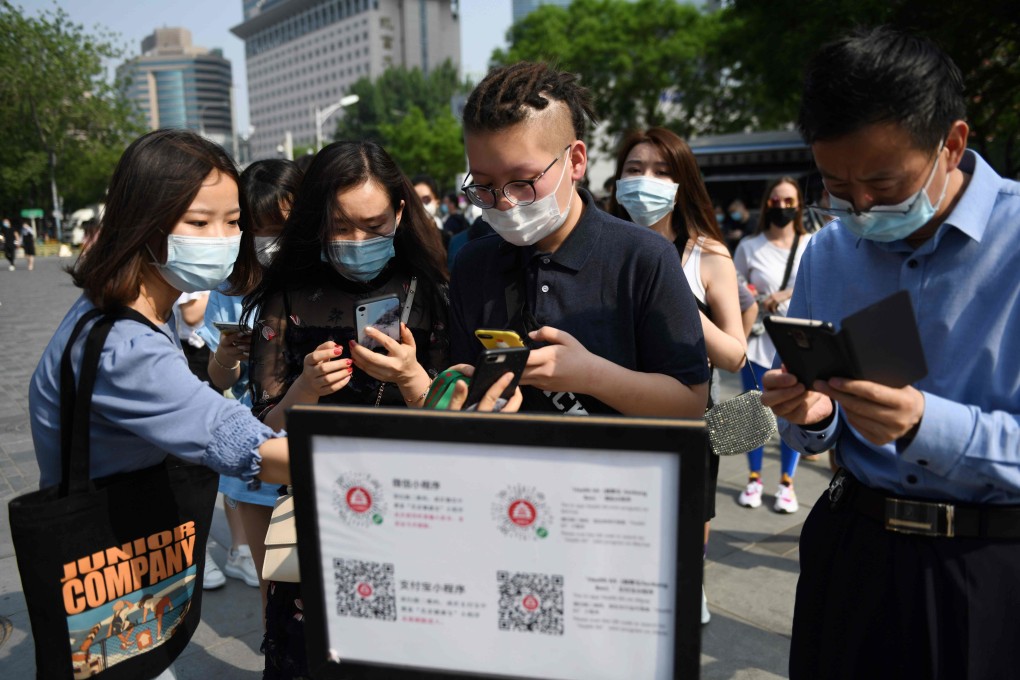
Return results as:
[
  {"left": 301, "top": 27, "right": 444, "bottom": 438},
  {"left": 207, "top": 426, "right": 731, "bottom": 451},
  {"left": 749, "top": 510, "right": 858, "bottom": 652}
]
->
[
  {"left": 347, "top": 487, "right": 373, "bottom": 513},
  {"left": 508, "top": 500, "right": 536, "bottom": 527}
]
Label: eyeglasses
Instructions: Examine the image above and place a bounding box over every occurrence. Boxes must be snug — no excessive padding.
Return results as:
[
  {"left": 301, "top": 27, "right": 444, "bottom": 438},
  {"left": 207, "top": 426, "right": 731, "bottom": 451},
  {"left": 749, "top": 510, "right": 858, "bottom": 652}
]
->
[
  {"left": 767, "top": 197, "right": 797, "bottom": 209},
  {"left": 461, "top": 145, "right": 571, "bottom": 209}
]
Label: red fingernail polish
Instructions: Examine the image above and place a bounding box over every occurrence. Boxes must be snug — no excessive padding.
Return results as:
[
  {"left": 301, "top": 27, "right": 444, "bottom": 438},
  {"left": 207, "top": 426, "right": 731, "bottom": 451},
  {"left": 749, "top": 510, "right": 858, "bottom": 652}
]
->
[
  {"left": 348, "top": 367, "right": 354, "bottom": 374},
  {"left": 347, "top": 359, "right": 353, "bottom": 366},
  {"left": 333, "top": 347, "right": 343, "bottom": 355}
]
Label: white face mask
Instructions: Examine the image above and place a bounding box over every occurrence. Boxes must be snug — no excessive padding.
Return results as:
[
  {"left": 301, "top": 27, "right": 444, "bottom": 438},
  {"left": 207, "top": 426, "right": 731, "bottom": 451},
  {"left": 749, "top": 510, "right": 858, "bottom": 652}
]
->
[{"left": 482, "top": 155, "right": 572, "bottom": 247}]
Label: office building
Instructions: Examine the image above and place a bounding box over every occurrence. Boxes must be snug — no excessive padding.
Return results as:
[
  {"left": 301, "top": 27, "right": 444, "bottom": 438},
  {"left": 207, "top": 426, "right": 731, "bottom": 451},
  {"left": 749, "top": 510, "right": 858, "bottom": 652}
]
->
[
  {"left": 119, "top": 28, "right": 236, "bottom": 153},
  {"left": 512, "top": 0, "right": 572, "bottom": 23},
  {"left": 232, "top": 0, "right": 461, "bottom": 160}
]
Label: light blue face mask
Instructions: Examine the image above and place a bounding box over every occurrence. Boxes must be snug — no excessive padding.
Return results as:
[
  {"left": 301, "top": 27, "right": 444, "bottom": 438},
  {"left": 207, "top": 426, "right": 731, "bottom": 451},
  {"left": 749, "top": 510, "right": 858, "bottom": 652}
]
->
[
  {"left": 615, "top": 176, "right": 679, "bottom": 228},
  {"left": 150, "top": 234, "right": 241, "bottom": 293},
  {"left": 827, "top": 145, "right": 948, "bottom": 243},
  {"left": 322, "top": 223, "right": 397, "bottom": 282}
]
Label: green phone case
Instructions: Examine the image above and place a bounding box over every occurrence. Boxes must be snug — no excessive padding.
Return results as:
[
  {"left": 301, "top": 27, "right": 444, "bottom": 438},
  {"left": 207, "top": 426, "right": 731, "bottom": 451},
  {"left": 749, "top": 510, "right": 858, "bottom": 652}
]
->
[{"left": 423, "top": 369, "right": 470, "bottom": 410}]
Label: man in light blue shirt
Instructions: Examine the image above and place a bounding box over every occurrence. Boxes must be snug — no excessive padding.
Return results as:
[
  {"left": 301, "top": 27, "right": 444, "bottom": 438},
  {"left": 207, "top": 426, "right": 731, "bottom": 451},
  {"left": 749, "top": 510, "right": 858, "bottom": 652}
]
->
[{"left": 761, "top": 27, "right": 1020, "bottom": 678}]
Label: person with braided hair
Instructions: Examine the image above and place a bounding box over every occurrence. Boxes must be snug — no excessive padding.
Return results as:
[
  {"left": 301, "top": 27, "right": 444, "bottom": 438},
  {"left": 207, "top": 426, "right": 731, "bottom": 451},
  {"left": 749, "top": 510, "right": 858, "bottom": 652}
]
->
[{"left": 450, "top": 62, "right": 709, "bottom": 417}]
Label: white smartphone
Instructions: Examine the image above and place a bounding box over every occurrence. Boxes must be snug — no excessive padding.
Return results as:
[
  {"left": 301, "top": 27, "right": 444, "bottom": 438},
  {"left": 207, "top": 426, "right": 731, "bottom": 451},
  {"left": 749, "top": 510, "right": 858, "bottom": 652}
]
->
[
  {"left": 355, "top": 294, "right": 401, "bottom": 351},
  {"left": 213, "top": 321, "right": 248, "bottom": 335}
]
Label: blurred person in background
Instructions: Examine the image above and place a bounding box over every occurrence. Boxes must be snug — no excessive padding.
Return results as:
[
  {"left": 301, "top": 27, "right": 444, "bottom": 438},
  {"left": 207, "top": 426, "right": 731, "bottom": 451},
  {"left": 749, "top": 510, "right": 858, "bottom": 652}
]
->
[
  {"left": 733, "top": 177, "right": 812, "bottom": 513},
  {"left": 199, "top": 158, "right": 304, "bottom": 613}
]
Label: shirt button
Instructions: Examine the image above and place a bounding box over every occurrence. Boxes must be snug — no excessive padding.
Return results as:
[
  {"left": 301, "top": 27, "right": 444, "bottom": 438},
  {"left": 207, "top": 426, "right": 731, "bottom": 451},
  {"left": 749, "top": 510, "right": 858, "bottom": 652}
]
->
[
  {"left": 540, "top": 284, "right": 550, "bottom": 293},
  {"left": 907, "top": 260, "right": 919, "bottom": 269},
  {"left": 906, "top": 474, "right": 918, "bottom": 484},
  {"left": 541, "top": 257, "right": 550, "bottom": 265}
]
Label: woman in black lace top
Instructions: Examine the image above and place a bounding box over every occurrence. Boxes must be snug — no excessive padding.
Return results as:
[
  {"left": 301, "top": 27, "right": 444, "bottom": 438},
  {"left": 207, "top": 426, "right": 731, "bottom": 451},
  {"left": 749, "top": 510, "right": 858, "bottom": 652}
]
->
[
  {"left": 244, "top": 141, "right": 450, "bottom": 431},
  {"left": 242, "top": 141, "right": 450, "bottom": 679}
]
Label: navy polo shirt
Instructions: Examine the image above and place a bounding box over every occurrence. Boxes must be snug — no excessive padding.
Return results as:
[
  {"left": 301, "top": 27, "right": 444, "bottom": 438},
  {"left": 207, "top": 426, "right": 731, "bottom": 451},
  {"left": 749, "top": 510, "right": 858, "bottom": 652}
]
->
[{"left": 449, "top": 188, "right": 709, "bottom": 414}]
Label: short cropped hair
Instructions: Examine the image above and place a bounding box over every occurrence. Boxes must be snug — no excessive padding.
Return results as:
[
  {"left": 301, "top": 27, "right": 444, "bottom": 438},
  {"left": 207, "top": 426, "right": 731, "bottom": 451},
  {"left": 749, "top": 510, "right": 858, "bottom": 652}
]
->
[
  {"left": 798, "top": 26, "right": 965, "bottom": 152},
  {"left": 462, "top": 62, "right": 597, "bottom": 140}
]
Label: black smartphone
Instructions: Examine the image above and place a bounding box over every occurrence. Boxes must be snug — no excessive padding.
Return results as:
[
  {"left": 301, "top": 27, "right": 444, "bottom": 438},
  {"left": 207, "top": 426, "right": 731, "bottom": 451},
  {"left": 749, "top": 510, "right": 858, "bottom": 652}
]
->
[
  {"left": 765, "top": 291, "right": 928, "bottom": 388},
  {"left": 764, "top": 316, "right": 843, "bottom": 386},
  {"left": 464, "top": 347, "right": 530, "bottom": 409}
]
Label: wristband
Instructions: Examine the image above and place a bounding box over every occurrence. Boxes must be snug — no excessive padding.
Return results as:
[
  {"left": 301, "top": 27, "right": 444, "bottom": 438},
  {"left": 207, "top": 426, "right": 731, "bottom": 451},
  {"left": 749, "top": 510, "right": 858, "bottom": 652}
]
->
[{"left": 212, "top": 351, "right": 241, "bottom": 371}]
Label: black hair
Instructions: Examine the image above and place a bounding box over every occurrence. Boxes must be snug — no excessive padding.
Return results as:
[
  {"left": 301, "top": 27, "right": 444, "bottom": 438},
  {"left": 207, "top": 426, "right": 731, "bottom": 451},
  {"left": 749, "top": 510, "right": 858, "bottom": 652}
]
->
[
  {"left": 226, "top": 158, "right": 304, "bottom": 295},
  {"left": 69, "top": 129, "right": 241, "bottom": 311},
  {"left": 462, "top": 62, "right": 597, "bottom": 140},
  {"left": 244, "top": 140, "right": 447, "bottom": 325},
  {"left": 411, "top": 174, "right": 439, "bottom": 198},
  {"left": 798, "top": 26, "right": 965, "bottom": 151}
]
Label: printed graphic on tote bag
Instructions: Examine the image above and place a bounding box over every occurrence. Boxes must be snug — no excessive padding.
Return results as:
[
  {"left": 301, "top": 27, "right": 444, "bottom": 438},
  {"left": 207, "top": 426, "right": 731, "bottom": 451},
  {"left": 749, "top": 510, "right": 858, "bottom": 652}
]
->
[{"left": 62, "top": 521, "right": 199, "bottom": 678}]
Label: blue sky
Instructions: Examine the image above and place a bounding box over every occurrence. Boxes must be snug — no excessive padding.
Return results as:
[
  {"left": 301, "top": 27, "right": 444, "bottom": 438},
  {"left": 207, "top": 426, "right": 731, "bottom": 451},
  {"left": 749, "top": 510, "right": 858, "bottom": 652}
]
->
[{"left": 19, "top": 0, "right": 513, "bottom": 131}]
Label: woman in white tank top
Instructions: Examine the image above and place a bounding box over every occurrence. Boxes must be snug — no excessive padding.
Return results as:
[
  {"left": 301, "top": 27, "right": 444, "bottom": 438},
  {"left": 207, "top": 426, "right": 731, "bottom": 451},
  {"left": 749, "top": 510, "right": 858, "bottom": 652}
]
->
[{"left": 609, "top": 128, "right": 749, "bottom": 626}]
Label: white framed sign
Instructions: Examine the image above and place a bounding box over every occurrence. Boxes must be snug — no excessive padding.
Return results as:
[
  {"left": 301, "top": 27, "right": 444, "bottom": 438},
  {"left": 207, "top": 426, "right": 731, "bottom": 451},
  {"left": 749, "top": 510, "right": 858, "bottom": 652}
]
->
[{"left": 287, "top": 407, "right": 708, "bottom": 680}]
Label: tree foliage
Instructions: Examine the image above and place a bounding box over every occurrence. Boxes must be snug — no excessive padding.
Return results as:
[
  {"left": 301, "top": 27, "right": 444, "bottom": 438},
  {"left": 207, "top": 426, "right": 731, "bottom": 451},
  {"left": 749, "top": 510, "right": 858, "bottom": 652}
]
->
[
  {"left": 721, "top": 0, "right": 1020, "bottom": 177},
  {"left": 493, "top": 0, "right": 1019, "bottom": 177},
  {"left": 333, "top": 60, "right": 471, "bottom": 190},
  {"left": 0, "top": 1, "right": 140, "bottom": 222},
  {"left": 491, "top": 0, "right": 756, "bottom": 151}
]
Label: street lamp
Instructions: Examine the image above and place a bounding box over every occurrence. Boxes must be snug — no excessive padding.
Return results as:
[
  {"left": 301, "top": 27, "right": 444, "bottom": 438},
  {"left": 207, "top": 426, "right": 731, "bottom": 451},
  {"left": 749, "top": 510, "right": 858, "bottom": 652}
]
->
[
  {"left": 198, "top": 102, "right": 231, "bottom": 139},
  {"left": 314, "top": 94, "right": 360, "bottom": 151}
]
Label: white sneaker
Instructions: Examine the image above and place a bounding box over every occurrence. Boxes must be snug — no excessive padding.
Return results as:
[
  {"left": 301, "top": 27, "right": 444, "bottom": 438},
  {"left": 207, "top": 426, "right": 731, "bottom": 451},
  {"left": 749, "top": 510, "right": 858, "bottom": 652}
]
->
[
  {"left": 203, "top": 549, "right": 226, "bottom": 589},
  {"left": 701, "top": 585, "right": 711, "bottom": 625},
  {"left": 223, "top": 545, "right": 260, "bottom": 587},
  {"left": 774, "top": 484, "right": 799, "bottom": 513},
  {"left": 738, "top": 479, "right": 764, "bottom": 508}
]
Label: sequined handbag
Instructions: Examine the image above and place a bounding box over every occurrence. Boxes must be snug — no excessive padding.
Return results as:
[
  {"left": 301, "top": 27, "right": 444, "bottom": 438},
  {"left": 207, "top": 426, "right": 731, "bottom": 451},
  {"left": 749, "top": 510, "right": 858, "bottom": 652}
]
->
[{"left": 704, "top": 363, "right": 777, "bottom": 456}]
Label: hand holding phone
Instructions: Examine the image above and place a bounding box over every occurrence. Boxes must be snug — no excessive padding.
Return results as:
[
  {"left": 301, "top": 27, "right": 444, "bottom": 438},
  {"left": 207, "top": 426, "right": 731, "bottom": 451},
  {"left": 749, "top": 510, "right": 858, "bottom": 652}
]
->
[{"left": 464, "top": 347, "right": 530, "bottom": 410}]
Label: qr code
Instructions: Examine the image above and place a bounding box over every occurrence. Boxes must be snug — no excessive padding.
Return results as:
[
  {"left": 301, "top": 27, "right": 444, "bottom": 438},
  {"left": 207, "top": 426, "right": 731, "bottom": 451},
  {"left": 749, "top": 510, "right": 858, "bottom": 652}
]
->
[
  {"left": 497, "top": 571, "right": 564, "bottom": 635},
  {"left": 334, "top": 558, "right": 396, "bottom": 621}
]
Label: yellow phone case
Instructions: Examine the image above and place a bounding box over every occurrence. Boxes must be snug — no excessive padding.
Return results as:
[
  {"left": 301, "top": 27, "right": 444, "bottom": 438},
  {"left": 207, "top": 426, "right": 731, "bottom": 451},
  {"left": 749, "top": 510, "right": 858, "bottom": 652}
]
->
[{"left": 474, "top": 329, "right": 525, "bottom": 349}]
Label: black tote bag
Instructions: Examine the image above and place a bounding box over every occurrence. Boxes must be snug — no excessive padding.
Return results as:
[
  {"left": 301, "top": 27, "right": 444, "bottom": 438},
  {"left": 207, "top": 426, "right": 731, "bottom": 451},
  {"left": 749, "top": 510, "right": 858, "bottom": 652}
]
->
[{"left": 8, "top": 308, "right": 219, "bottom": 679}]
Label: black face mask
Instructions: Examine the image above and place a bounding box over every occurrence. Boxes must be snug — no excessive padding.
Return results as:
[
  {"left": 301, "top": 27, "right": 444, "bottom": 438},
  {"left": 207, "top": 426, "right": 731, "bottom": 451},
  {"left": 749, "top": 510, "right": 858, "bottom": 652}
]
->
[{"left": 766, "top": 207, "right": 798, "bottom": 228}]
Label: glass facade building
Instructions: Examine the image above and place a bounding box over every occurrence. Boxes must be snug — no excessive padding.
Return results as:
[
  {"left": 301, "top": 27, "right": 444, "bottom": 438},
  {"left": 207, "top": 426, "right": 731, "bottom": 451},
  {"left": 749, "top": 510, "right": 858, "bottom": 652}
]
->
[
  {"left": 232, "top": 0, "right": 460, "bottom": 160},
  {"left": 119, "top": 28, "right": 235, "bottom": 153}
]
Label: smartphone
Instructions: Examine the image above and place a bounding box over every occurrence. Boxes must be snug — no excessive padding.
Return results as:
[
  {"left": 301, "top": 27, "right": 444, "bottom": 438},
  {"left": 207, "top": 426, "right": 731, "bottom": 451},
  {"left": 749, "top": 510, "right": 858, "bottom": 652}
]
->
[
  {"left": 356, "top": 294, "right": 401, "bottom": 351},
  {"left": 765, "top": 291, "right": 927, "bottom": 388},
  {"left": 464, "top": 346, "right": 530, "bottom": 409},
  {"left": 763, "top": 316, "right": 844, "bottom": 386},
  {"left": 213, "top": 322, "right": 248, "bottom": 335},
  {"left": 475, "top": 329, "right": 525, "bottom": 349}
]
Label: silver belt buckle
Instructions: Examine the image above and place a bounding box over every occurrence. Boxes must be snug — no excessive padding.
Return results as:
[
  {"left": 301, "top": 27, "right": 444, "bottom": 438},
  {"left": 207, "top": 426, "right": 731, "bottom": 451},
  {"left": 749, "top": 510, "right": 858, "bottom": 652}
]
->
[{"left": 884, "top": 498, "right": 955, "bottom": 537}]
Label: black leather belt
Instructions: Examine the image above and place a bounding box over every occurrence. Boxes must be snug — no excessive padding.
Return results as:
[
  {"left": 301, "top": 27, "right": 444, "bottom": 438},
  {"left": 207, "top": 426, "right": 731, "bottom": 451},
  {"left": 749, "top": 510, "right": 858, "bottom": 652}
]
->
[{"left": 828, "top": 469, "right": 1020, "bottom": 539}]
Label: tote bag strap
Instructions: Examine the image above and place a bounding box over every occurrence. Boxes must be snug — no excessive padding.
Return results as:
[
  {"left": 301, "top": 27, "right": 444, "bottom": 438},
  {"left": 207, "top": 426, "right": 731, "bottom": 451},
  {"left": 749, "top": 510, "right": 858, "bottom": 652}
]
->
[
  {"left": 58, "top": 307, "right": 104, "bottom": 488},
  {"left": 59, "top": 306, "right": 167, "bottom": 496}
]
